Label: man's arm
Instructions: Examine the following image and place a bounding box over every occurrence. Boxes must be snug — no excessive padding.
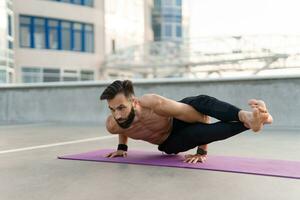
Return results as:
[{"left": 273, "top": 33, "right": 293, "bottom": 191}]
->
[
  {"left": 139, "top": 94, "right": 209, "bottom": 123},
  {"left": 105, "top": 116, "right": 129, "bottom": 158}
]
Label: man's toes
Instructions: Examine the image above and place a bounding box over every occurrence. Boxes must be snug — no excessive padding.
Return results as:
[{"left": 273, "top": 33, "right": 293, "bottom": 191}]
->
[
  {"left": 256, "top": 100, "right": 267, "bottom": 110},
  {"left": 257, "top": 106, "right": 267, "bottom": 113},
  {"left": 266, "top": 114, "right": 273, "bottom": 124},
  {"left": 252, "top": 108, "right": 262, "bottom": 132},
  {"left": 248, "top": 99, "right": 258, "bottom": 106}
]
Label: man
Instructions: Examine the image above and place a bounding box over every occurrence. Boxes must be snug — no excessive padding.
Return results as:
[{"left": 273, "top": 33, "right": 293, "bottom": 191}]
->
[{"left": 100, "top": 80, "right": 273, "bottom": 163}]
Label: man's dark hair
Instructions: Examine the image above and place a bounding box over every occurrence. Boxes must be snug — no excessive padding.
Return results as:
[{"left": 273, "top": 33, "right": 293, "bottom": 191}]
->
[{"left": 100, "top": 80, "right": 135, "bottom": 100}]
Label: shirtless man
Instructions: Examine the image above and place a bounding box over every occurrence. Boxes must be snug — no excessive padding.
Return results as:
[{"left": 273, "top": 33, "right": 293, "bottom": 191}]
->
[{"left": 101, "top": 80, "right": 273, "bottom": 163}]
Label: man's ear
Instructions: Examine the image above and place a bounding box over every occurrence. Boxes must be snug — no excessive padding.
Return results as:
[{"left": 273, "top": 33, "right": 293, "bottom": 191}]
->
[{"left": 131, "top": 97, "right": 138, "bottom": 107}]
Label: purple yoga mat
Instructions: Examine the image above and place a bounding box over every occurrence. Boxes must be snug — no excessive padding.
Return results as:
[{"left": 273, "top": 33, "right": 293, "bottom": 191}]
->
[{"left": 58, "top": 149, "right": 300, "bottom": 179}]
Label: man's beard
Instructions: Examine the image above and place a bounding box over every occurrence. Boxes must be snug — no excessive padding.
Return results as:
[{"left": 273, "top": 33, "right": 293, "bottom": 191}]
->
[{"left": 115, "top": 106, "right": 136, "bottom": 129}]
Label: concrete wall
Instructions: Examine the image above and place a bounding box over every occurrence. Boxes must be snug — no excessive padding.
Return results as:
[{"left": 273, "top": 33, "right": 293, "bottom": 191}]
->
[{"left": 0, "top": 75, "right": 299, "bottom": 129}]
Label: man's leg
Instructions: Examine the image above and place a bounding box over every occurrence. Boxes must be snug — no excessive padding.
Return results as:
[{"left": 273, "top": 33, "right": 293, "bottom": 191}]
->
[
  {"left": 179, "top": 95, "right": 241, "bottom": 122},
  {"left": 179, "top": 95, "right": 270, "bottom": 132},
  {"left": 159, "top": 121, "right": 248, "bottom": 154}
]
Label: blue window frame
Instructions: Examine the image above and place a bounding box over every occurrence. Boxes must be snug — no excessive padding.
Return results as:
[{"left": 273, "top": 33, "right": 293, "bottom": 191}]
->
[
  {"left": 51, "top": 0, "right": 94, "bottom": 7},
  {"left": 19, "top": 15, "right": 94, "bottom": 53}
]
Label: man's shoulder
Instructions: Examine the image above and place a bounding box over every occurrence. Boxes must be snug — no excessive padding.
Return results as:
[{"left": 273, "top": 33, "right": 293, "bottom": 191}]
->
[
  {"left": 105, "top": 115, "right": 119, "bottom": 134},
  {"left": 138, "top": 93, "right": 167, "bottom": 108}
]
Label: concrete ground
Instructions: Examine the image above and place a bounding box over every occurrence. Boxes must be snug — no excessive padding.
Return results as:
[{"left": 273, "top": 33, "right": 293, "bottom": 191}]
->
[{"left": 0, "top": 123, "right": 299, "bottom": 200}]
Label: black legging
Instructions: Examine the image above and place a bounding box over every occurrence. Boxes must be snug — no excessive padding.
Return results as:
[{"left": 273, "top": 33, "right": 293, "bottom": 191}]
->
[{"left": 158, "top": 95, "right": 249, "bottom": 154}]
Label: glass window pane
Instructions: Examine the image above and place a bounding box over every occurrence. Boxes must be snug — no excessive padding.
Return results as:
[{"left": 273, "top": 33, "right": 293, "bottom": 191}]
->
[
  {"left": 165, "top": 25, "right": 172, "bottom": 37},
  {"left": 62, "top": 25, "right": 71, "bottom": 50},
  {"left": 43, "top": 68, "right": 60, "bottom": 82},
  {"left": 73, "top": 0, "right": 81, "bottom": 5},
  {"left": 61, "top": 0, "right": 72, "bottom": 3},
  {"left": 63, "top": 70, "right": 77, "bottom": 81},
  {"left": 21, "top": 67, "right": 42, "bottom": 83},
  {"left": 48, "top": 20, "right": 58, "bottom": 27},
  {"left": 34, "top": 18, "right": 44, "bottom": 25},
  {"left": 84, "top": 0, "right": 93, "bottom": 7},
  {"left": 8, "top": 15, "right": 12, "bottom": 36},
  {"left": 73, "top": 31, "right": 82, "bottom": 51},
  {"left": 8, "top": 41, "right": 13, "bottom": 49},
  {"left": 80, "top": 70, "right": 94, "bottom": 81},
  {"left": 73, "top": 23, "right": 82, "bottom": 30},
  {"left": 0, "top": 70, "right": 6, "bottom": 83},
  {"left": 34, "top": 18, "right": 45, "bottom": 49},
  {"left": 153, "top": 24, "right": 161, "bottom": 40},
  {"left": 176, "top": 26, "right": 182, "bottom": 37},
  {"left": 20, "top": 16, "right": 30, "bottom": 24},
  {"left": 85, "top": 24, "right": 93, "bottom": 31},
  {"left": 84, "top": 32, "right": 93, "bottom": 52},
  {"left": 49, "top": 28, "right": 58, "bottom": 49},
  {"left": 61, "top": 21, "right": 71, "bottom": 28},
  {"left": 20, "top": 26, "right": 31, "bottom": 47}
]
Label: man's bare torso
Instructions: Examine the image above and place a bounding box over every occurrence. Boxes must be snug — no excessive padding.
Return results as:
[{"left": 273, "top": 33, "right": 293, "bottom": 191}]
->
[{"left": 106, "top": 101, "right": 173, "bottom": 145}]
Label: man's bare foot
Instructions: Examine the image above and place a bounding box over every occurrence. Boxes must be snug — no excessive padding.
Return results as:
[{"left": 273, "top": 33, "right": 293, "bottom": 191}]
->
[
  {"left": 239, "top": 99, "right": 272, "bottom": 132},
  {"left": 248, "top": 99, "right": 273, "bottom": 124}
]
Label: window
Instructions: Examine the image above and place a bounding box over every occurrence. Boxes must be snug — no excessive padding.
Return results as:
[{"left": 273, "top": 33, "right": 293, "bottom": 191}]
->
[
  {"left": 176, "top": 0, "right": 182, "bottom": 6},
  {"left": 163, "top": 0, "right": 173, "bottom": 6},
  {"left": 51, "top": 0, "right": 94, "bottom": 7},
  {"left": 111, "top": 39, "right": 116, "bottom": 53},
  {"left": 47, "top": 20, "right": 59, "bottom": 49},
  {"left": 8, "top": 41, "right": 13, "bottom": 49},
  {"left": 0, "top": 70, "right": 6, "bottom": 83},
  {"left": 20, "top": 16, "right": 31, "bottom": 47},
  {"left": 22, "top": 68, "right": 42, "bottom": 83},
  {"left": 63, "top": 70, "right": 78, "bottom": 81},
  {"left": 84, "top": 0, "right": 93, "bottom": 7},
  {"left": 80, "top": 70, "right": 94, "bottom": 81},
  {"left": 33, "top": 18, "right": 46, "bottom": 49},
  {"left": 7, "top": 15, "right": 13, "bottom": 37},
  {"left": 72, "top": 23, "right": 83, "bottom": 51},
  {"left": 164, "top": 24, "right": 172, "bottom": 37},
  {"left": 154, "top": 0, "right": 161, "bottom": 8},
  {"left": 84, "top": 24, "right": 94, "bottom": 52},
  {"left": 61, "top": 21, "right": 71, "bottom": 50},
  {"left": 19, "top": 15, "right": 94, "bottom": 53},
  {"left": 153, "top": 24, "right": 161, "bottom": 41},
  {"left": 43, "top": 68, "right": 60, "bottom": 82},
  {"left": 176, "top": 25, "right": 182, "bottom": 37}
]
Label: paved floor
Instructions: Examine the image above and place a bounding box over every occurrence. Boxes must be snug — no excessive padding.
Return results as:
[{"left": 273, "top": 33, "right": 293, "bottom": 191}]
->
[{"left": 0, "top": 123, "right": 299, "bottom": 200}]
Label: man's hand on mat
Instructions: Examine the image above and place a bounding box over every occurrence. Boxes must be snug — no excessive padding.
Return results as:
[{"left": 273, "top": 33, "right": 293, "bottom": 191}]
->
[
  {"left": 105, "top": 150, "right": 127, "bottom": 158},
  {"left": 183, "top": 154, "right": 207, "bottom": 163}
]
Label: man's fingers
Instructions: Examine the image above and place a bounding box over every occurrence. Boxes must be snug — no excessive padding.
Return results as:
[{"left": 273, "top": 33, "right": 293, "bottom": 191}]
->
[{"left": 188, "top": 158, "right": 196, "bottom": 163}]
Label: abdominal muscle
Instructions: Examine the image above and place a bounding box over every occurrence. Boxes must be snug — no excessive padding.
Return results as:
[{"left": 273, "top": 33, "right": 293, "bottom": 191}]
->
[{"left": 120, "top": 106, "right": 173, "bottom": 145}]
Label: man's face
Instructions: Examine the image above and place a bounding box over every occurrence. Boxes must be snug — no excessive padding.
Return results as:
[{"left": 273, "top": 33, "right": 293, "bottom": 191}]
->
[{"left": 107, "top": 93, "right": 136, "bottom": 129}]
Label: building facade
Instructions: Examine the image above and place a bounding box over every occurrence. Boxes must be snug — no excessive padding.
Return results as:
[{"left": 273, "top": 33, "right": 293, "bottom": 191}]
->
[
  {"left": 0, "top": 0, "right": 14, "bottom": 83},
  {"left": 12, "top": 0, "right": 105, "bottom": 83},
  {"left": 152, "top": 0, "right": 183, "bottom": 41}
]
